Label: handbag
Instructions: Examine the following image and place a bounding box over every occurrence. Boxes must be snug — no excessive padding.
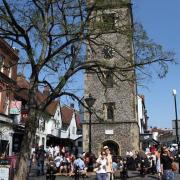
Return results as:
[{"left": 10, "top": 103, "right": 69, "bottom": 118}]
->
[{"left": 171, "top": 162, "right": 177, "bottom": 171}]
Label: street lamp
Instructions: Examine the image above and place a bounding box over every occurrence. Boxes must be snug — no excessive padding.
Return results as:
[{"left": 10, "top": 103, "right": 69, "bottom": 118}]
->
[
  {"left": 172, "top": 89, "right": 180, "bottom": 173},
  {"left": 85, "top": 94, "right": 96, "bottom": 154}
]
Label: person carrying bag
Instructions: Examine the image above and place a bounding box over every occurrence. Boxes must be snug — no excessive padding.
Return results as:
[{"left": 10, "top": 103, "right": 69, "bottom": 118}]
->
[{"left": 160, "top": 146, "right": 175, "bottom": 180}]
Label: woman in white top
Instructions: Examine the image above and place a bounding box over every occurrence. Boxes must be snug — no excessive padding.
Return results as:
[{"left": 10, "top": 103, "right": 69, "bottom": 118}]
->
[{"left": 96, "top": 151, "right": 107, "bottom": 180}]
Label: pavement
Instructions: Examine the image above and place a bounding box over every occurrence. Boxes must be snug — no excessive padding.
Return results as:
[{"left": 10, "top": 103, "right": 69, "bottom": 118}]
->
[
  {"left": 28, "top": 162, "right": 180, "bottom": 180},
  {"left": 28, "top": 170, "right": 180, "bottom": 180}
]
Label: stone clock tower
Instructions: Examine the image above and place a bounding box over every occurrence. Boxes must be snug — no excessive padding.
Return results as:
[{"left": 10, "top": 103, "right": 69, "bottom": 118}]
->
[{"left": 83, "top": 0, "right": 139, "bottom": 156}]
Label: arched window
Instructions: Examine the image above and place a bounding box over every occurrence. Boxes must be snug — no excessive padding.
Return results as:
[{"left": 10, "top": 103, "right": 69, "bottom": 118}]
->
[{"left": 107, "top": 105, "right": 114, "bottom": 119}]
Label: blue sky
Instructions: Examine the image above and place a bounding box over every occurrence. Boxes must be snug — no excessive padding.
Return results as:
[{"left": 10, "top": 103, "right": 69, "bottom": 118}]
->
[{"left": 133, "top": 0, "right": 180, "bottom": 128}]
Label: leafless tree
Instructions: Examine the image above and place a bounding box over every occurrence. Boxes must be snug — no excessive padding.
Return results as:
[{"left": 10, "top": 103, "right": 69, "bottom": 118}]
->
[{"left": 0, "top": 0, "right": 174, "bottom": 179}]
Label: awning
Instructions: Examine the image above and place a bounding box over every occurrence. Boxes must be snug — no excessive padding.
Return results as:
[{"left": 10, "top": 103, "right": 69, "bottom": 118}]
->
[{"left": 140, "top": 133, "right": 160, "bottom": 144}]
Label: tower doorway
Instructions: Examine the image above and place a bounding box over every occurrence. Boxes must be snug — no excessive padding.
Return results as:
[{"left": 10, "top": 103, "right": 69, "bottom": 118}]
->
[{"left": 102, "top": 140, "right": 119, "bottom": 156}]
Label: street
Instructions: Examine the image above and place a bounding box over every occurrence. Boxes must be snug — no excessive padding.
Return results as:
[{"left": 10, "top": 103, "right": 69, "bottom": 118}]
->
[{"left": 29, "top": 170, "right": 180, "bottom": 180}]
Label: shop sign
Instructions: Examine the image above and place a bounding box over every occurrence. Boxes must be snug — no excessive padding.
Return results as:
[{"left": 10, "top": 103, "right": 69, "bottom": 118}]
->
[
  {"left": 10, "top": 101, "right": 21, "bottom": 114},
  {"left": 0, "top": 159, "right": 9, "bottom": 165},
  {"left": 0, "top": 166, "right": 9, "bottom": 180}
]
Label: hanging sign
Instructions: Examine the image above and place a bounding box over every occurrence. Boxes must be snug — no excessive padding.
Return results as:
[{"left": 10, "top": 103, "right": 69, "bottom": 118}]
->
[{"left": 10, "top": 101, "right": 21, "bottom": 114}]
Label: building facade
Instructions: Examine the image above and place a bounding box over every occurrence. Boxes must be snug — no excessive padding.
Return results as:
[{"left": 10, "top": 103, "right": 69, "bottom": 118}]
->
[
  {"left": 0, "top": 38, "right": 19, "bottom": 156},
  {"left": 83, "top": 0, "right": 139, "bottom": 156},
  {"left": 60, "top": 105, "right": 82, "bottom": 153}
]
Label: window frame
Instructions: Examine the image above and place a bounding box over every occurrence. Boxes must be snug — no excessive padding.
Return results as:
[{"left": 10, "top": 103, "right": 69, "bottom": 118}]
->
[
  {"left": 103, "top": 102, "right": 115, "bottom": 121},
  {"left": 102, "top": 13, "right": 116, "bottom": 31}
]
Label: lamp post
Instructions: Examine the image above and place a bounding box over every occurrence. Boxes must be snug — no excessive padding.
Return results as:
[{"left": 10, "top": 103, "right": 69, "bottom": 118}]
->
[
  {"left": 172, "top": 89, "right": 180, "bottom": 173},
  {"left": 85, "top": 94, "right": 96, "bottom": 154}
]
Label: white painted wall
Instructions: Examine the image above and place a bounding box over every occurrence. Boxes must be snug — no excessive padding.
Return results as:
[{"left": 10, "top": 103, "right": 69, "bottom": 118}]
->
[
  {"left": 36, "top": 102, "right": 62, "bottom": 148},
  {"left": 60, "top": 111, "right": 82, "bottom": 140},
  {"left": 54, "top": 103, "right": 62, "bottom": 129},
  {"left": 44, "top": 102, "right": 62, "bottom": 136},
  {"left": 61, "top": 129, "right": 69, "bottom": 138},
  {"left": 45, "top": 118, "right": 55, "bottom": 135},
  {"left": 137, "top": 95, "right": 145, "bottom": 134},
  {"left": 152, "top": 132, "right": 159, "bottom": 141},
  {"left": 35, "top": 103, "right": 82, "bottom": 148}
]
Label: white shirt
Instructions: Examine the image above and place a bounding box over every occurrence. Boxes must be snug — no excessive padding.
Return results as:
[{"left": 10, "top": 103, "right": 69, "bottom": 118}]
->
[
  {"left": 55, "top": 146, "right": 60, "bottom": 154},
  {"left": 48, "top": 147, "right": 54, "bottom": 156},
  {"left": 54, "top": 155, "right": 63, "bottom": 167},
  {"left": 96, "top": 157, "right": 107, "bottom": 174}
]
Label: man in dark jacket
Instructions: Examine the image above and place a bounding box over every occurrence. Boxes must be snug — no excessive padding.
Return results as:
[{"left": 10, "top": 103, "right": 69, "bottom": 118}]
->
[{"left": 35, "top": 145, "right": 46, "bottom": 176}]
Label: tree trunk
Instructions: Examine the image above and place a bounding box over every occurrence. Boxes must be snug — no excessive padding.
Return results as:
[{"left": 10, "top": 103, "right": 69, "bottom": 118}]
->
[{"left": 14, "top": 110, "right": 37, "bottom": 180}]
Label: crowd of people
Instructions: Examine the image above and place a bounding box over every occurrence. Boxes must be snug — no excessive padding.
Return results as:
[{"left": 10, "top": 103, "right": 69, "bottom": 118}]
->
[
  {"left": 93, "top": 144, "right": 177, "bottom": 180},
  {"left": 28, "top": 144, "right": 177, "bottom": 180},
  {"left": 29, "top": 144, "right": 92, "bottom": 179},
  {"left": 124, "top": 144, "right": 177, "bottom": 180}
]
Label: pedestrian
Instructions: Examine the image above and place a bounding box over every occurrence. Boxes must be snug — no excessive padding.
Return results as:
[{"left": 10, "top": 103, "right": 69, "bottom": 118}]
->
[
  {"left": 48, "top": 145, "right": 55, "bottom": 157},
  {"left": 160, "top": 146, "right": 175, "bottom": 180},
  {"left": 120, "top": 158, "right": 129, "bottom": 178},
  {"left": 28, "top": 146, "right": 35, "bottom": 173},
  {"left": 54, "top": 145, "right": 60, "bottom": 157},
  {"left": 59, "top": 153, "right": 70, "bottom": 175},
  {"left": 112, "top": 157, "right": 118, "bottom": 180},
  {"left": 35, "top": 145, "right": 46, "bottom": 176},
  {"left": 46, "top": 157, "right": 57, "bottom": 180},
  {"left": 74, "top": 154, "right": 87, "bottom": 180},
  {"left": 155, "top": 148, "right": 162, "bottom": 179},
  {"left": 54, "top": 153, "right": 63, "bottom": 173},
  {"left": 148, "top": 152, "right": 157, "bottom": 174},
  {"left": 103, "top": 146, "right": 112, "bottom": 180},
  {"left": 95, "top": 151, "right": 107, "bottom": 180},
  {"left": 69, "top": 155, "right": 75, "bottom": 176}
]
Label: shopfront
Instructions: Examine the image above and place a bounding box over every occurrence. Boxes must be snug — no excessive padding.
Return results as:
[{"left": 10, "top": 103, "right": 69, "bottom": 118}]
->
[{"left": 0, "top": 122, "right": 13, "bottom": 156}]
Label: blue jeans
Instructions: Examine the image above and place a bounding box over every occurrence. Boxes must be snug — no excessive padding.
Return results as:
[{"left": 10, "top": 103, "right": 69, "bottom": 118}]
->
[
  {"left": 163, "top": 169, "right": 175, "bottom": 180},
  {"left": 36, "top": 160, "right": 44, "bottom": 175},
  {"left": 96, "top": 173, "right": 107, "bottom": 180}
]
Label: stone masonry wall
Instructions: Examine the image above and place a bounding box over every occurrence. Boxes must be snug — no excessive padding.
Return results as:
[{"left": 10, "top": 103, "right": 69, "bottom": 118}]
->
[{"left": 83, "top": 0, "right": 139, "bottom": 156}]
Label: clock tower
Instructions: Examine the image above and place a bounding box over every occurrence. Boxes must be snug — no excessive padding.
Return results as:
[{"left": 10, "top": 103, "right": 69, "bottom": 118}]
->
[{"left": 83, "top": 0, "right": 139, "bottom": 156}]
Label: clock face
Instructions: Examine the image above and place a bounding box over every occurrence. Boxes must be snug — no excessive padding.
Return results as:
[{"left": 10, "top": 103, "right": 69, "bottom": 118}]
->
[{"left": 102, "top": 46, "right": 114, "bottom": 59}]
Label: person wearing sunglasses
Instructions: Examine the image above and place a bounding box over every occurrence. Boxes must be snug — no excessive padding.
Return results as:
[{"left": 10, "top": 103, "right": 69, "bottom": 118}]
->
[
  {"left": 95, "top": 151, "right": 107, "bottom": 180},
  {"left": 160, "top": 146, "right": 174, "bottom": 180}
]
